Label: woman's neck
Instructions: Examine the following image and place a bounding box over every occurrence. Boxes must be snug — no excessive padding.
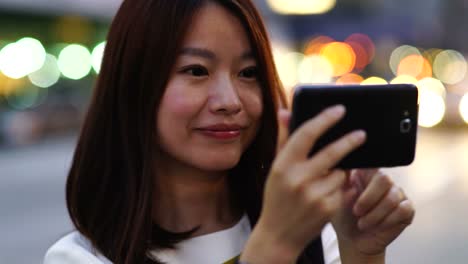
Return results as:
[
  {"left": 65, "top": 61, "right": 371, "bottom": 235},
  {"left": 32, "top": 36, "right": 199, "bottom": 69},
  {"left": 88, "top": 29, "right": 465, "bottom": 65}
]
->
[{"left": 153, "top": 157, "right": 241, "bottom": 237}]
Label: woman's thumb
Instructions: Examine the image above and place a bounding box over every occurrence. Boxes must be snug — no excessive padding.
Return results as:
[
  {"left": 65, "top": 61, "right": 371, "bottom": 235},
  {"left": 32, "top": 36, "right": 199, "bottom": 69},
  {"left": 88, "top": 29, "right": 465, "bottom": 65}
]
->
[{"left": 276, "top": 108, "right": 291, "bottom": 154}]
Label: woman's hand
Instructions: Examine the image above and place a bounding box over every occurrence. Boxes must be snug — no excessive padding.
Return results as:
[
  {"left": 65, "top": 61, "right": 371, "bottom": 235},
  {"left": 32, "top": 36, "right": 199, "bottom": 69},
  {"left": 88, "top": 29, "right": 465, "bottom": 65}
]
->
[
  {"left": 331, "top": 169, "right": 415, "bottom": 262},
  {"left": 241, "top": 106, "right": 366, "bottom": 264}
]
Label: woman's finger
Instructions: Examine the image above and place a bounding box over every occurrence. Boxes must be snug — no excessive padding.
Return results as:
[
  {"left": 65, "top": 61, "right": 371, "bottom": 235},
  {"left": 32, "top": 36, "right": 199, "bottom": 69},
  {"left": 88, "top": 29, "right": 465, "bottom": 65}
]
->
[
  {"left": 375, "top": 199, "right": 415, "bottom": 230},
  {"left": 276, "top": 105, "right": 346, "bottom": 166},
  {"left": 352, "top": 168, "right": 379, "bottom": 187},
  {"left": 353, "top": 171, "right": 393, "bottom": 216},
  {"left": 303, "top": 129, "right": 367, "bottom": 174},
  {"left": 306, "top": 169, "right": 347, "bottom": 197},
  {"left": 357, "top": 186, "right": 405, "bottom": 230}
]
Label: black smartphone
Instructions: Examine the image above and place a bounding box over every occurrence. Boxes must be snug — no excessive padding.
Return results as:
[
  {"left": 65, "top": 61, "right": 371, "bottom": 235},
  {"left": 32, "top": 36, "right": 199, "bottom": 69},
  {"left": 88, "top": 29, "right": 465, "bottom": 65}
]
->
[{"left": 289, "top": 84, "right": 419, "bottom": 169}]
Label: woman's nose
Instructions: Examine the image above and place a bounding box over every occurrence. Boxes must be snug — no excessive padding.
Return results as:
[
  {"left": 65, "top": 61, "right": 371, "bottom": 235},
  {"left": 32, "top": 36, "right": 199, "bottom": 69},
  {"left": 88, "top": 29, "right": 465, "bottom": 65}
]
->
[{"left": 209, "top": 78, "right": 242, "bottom": 115}]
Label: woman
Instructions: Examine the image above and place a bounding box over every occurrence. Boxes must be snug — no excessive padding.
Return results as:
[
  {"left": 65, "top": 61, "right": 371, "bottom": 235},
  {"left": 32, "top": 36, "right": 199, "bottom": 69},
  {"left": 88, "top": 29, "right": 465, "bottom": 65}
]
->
[{"left": 44, "top": 0, "right": 415, "bottom": 263}]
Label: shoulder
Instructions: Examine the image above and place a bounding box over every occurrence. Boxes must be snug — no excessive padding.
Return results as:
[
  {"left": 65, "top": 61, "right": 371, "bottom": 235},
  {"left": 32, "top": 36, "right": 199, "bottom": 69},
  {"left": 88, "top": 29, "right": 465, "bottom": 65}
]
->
[{"left": 43, "top": 231, "right": 112, "bottom": 264}]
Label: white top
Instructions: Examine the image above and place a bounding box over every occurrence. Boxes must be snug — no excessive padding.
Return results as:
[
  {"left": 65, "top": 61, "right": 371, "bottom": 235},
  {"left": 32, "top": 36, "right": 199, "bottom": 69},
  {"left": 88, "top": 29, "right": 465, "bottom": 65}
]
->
[{"left": 44, "top": 215, "right": 340, "bottom": 264}]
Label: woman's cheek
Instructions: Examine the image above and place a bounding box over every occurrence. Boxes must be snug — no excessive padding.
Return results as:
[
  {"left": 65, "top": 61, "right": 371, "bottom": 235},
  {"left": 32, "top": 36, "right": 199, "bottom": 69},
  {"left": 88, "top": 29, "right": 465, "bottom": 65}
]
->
[
  {"left": 241, "top": 87, "right": 263, "bottom": 119},
  {"left": 162, "top": 83, "right": 205, "bottom": 117}
]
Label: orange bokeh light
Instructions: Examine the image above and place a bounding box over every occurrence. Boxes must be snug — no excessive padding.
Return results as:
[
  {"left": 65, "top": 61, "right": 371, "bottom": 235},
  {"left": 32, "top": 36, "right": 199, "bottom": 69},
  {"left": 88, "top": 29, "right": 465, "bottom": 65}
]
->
[
  {"left": 336, "top": 73, "right": 364, "bottom": 84},
  {"left": 304, "top": 35, "right": 334, "bottom": 55},
  {"left": 397, "top": 55, "right": 432, "bottom": 80},
  {"left": 320, "top": 42, "right": 356, "bottom": 77}
]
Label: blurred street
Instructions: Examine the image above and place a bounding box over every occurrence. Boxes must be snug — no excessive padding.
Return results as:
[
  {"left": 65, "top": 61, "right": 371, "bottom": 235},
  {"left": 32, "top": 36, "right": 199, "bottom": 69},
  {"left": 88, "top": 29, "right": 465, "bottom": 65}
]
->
[
  {"left": 0, "top": 136, "right": 75, "bottom": 264},
  {"left": 0, "top": 129, "right": 467, "bottom": 263}
]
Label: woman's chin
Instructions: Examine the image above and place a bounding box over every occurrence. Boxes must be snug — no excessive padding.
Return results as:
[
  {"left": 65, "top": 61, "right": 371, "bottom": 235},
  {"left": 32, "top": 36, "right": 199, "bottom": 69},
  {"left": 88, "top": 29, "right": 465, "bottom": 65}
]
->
[
  {"left": 193, "top": 156, "right": 240, "bottom": 172},
  {"left": 190, "top": 148, "right": 243, "bottom": 171},
  {"left": 200, "top": 161, "right": 239, "bottom": 172}
]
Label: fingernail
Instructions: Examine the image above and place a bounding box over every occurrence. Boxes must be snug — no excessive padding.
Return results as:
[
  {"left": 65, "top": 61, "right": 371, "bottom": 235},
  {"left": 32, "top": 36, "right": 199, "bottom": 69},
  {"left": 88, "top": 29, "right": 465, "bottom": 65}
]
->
[
  {"left": 352, "top": 130, "right": 366, "bottom": 143},
  {"left": 329, "top": 105, "right": 345, "bottom": 117}
]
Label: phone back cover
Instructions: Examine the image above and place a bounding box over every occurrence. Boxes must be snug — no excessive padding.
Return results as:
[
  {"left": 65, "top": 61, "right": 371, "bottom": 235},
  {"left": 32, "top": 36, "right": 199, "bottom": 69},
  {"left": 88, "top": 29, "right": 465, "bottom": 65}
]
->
[{"left": 289, "top": 84, "right": 419, "bottom": 169}]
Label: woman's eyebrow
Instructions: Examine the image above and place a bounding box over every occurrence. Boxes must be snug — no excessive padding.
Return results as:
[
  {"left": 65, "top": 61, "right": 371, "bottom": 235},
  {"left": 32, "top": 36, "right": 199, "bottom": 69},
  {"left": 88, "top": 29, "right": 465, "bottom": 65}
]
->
[
  {"left": 180, "top": 47, "right": 216, "bottom": 60},
  {"left": 179, "top": 47, "right": 255, "bottom": 61}
]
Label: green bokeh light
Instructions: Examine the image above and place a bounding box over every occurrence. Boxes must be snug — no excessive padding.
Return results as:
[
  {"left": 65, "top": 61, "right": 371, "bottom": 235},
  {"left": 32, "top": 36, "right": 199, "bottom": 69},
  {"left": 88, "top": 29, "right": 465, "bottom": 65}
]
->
[{"left": 57, "top": 44, "right": 92, "bottom": 80}]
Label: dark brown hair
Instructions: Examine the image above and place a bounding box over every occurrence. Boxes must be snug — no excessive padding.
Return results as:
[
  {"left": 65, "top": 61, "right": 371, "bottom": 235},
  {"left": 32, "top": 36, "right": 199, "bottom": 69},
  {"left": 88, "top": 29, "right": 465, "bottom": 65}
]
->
[{"left": 65, "top": 0, "right": 304, "bottom": 263}]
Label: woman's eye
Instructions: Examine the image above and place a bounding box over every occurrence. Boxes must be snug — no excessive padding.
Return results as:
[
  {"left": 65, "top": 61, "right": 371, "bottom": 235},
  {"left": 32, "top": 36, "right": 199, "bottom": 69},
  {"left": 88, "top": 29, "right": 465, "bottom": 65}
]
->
[
  {"left": 181, "top": 65, "right": 208, "bottom": 77},
  {"left": 239, "top": 66, "right": 258, "bottom": 79}
]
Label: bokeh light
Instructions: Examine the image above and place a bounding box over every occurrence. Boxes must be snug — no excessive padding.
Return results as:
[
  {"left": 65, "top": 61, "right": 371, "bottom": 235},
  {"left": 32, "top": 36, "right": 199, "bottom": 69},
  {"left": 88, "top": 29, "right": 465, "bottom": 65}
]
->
[
  {"left": 5, "top": 85, "right": 47, "bottom": 110},
  {"left": 390, "top": 75, "right": 418, "bottom": 85},
  {"left": 28, "top": 54, "right": 61, "bottom": 88},
  {"left": 0, "top": 72, "right": 26, "bottom": 96},
  {"left": 320, "top": 42, "right": 356, "bottom": 77},
  {"left": 0, "top": 38, "right": 46, "bottom": 79},
  {"left": 298, "top": 55, "right": 334, "bottom": 84},
  {"left": 92, "top": 41, "right": 106, "bottom": 74},
  {"left": 58, "top": 44, "right": 92, "bottom": 80},
  {"left": 345, "top": 41, "right": 368, "bottom": 72},
  {"left": 345, "top": 33, "right": 375, "bottom": 59},
  {"left": 397, "top": 54, "right": 432, "bottom": 79},
  {"left": 336, "top": 73, "right": 364, "bottom": 84},
  {"left": 267, "top": 0, "right": 336, "bottom": 15},
  {"left": 423, "top": 48, "right": 443, "bottom": 65},
  {"left": 433, "top": 50, "right": 467, "bottom": 85},
  {"left": 460, "top": 93, "right": 468, "bottom": 124},
  {"left": 418, "top": 91, "right": 446, "bottom": 127},
  {"left": 390, "top": 45, "right": 420, "bottom": 76},
  {"left": 304, "top": 36, "right": 334, "bottom": 55},
  {"left": 345, "top": 33, "right": 375, "bottom": 71},
  {"left": 273, "top": 50, "right": 303, "bottom": 89},
  {"left": 55, "top": 16, "right": 92, "bottom": 44},
  {"left": 361, "top": 76, "right": 388, "bottom": 85},
  {"left": 417, "top": 77, "right": 446, "bottom": 98}
]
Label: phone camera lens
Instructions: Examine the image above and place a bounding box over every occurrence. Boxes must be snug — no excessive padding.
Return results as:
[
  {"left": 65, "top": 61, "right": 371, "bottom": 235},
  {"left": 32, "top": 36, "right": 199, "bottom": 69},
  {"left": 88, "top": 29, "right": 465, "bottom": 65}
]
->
[{"left": 400, "top": 118, "right": 412, "bottom": 133}]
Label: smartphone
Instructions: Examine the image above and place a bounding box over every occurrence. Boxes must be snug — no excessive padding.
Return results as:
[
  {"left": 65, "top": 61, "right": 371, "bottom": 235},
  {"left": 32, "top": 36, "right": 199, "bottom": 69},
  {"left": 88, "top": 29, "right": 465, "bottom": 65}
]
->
[{"left": 289, "top": 84, "right": 419, "bottom": 169}]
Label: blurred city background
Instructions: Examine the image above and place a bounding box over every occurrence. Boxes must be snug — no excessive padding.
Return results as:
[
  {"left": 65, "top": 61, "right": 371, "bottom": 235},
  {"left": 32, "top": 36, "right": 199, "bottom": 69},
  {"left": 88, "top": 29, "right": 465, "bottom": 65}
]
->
[{"left": 0, "top": 0, "right": 467, "bottom": 263}]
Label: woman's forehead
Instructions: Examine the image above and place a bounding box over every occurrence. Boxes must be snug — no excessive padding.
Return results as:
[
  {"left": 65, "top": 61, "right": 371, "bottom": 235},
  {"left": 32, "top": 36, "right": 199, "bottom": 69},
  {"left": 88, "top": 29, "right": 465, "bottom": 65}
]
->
[{"left": 180, "top": 2, "right": 254, "bottom": 57}]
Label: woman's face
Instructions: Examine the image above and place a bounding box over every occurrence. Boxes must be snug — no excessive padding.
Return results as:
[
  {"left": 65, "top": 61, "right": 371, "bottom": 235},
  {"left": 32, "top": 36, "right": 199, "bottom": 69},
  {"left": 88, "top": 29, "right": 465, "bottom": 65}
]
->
[{"left": 156, "top": 2, "right": 263, "bottom": 172}]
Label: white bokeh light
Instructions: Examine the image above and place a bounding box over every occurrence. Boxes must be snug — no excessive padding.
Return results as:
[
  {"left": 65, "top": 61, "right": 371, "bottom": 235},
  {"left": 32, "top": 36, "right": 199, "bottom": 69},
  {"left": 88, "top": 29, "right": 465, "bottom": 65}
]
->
[
  {"left": 433, "top": 50, "right": 467, "bottom": 85},
  {"left": 460, "top": 93, "right": 468, "bottom": 124},
  {"left": 418, "top": 91, "right": 446, "bottom": 128},
  {"left": 0, "top": 38, "right": 46, "bottom": 79},
  {"left": 267, "top": 0, "right": 336, "bottom": 15},
  {"left": 298, "top": 55, "right": 333, "bottom": 84},
  {"left": 28, "top": 54, "right": 61, "bottom": 88},
  {"left": 92, "top": 42, "right": 106, "bottom": 74}
]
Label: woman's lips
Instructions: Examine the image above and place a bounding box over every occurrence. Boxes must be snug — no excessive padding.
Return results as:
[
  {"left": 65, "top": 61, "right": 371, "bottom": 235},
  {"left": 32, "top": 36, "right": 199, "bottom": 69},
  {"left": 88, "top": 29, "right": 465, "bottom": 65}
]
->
[
  {"left": 197, "top": 129, "right": 241, "bottom": 140},
  {"left": 197, "top": 124, "right": 243, "bottom": 140}
]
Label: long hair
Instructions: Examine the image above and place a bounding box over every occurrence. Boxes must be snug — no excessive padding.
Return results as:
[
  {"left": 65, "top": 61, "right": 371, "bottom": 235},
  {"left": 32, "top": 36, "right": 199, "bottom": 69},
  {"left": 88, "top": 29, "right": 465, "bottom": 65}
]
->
[{"left": 65, "top": 0, "right": 298, "bottom": 263}]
